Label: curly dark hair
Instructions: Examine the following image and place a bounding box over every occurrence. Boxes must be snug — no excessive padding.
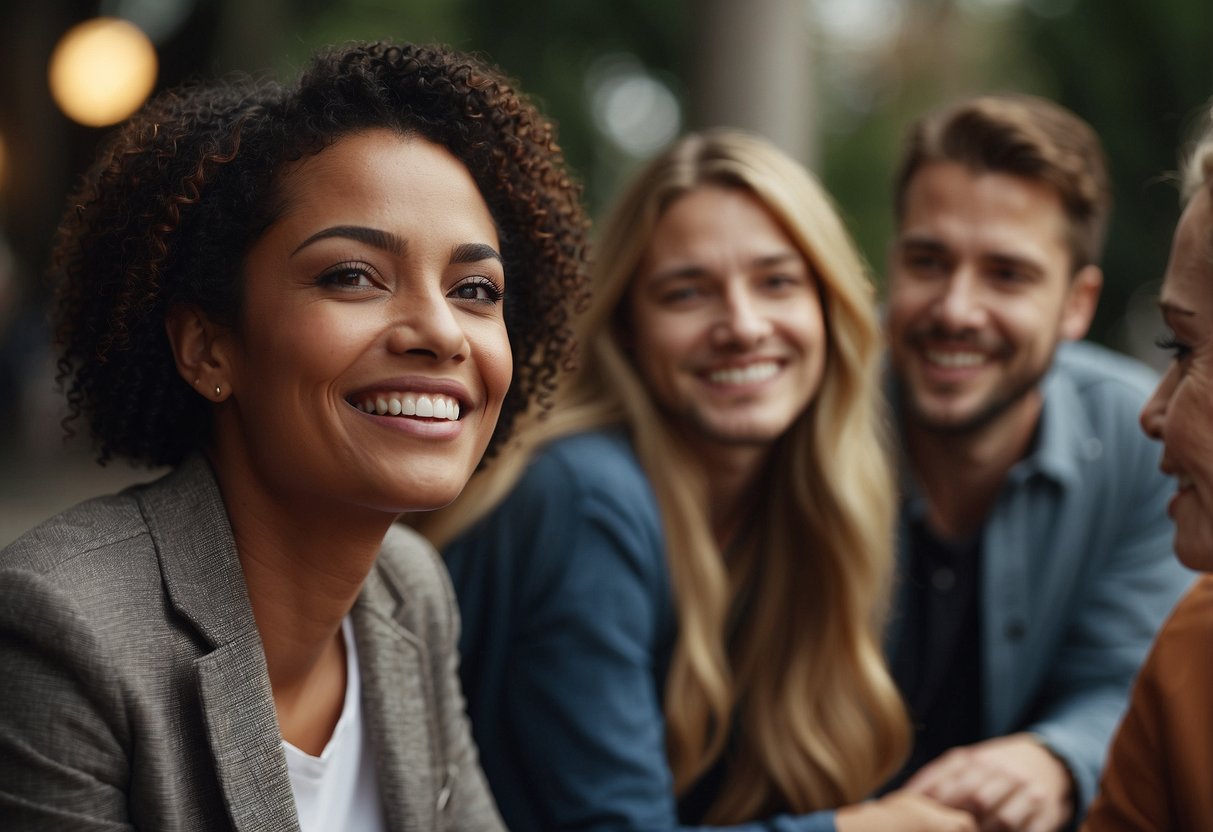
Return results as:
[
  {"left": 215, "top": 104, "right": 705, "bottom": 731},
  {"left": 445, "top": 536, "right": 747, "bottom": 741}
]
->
[{"left": 50, "top": 41, "right": 591, "bottom": 467}]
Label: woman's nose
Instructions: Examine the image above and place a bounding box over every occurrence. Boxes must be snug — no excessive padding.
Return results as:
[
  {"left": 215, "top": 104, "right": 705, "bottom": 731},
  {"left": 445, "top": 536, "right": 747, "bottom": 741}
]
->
[
  {"left": 385, "top": 289, "right": 470, "bottom": 362},
  {"left": 713, "top": 287, "right": 774, "bottom": 348},
  {"left": 1139, "top": 365, "right": 1176, "bottom": 441}
]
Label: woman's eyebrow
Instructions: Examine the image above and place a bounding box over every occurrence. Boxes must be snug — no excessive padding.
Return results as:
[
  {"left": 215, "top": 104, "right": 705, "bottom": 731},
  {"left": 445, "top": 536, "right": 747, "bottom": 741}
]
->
[
  {"left": 451, "top": 242, "right": 503, "bottom": 264},
  {"left": 291, "top": 225, "right": 406, "bottom": 257}
]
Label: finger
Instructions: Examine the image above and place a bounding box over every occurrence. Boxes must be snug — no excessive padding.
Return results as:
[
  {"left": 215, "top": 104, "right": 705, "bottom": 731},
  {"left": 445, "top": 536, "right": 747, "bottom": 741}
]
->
[
  {"left": 952, "top": 807, "right": 981, "bottom": 832},
  {"left": 933, "top": 760, "right": 1000, "bottom": 811},
  {"left": 984, "top": 785, "right": 1041, "bottom": 832},
  {"left": 904, "top": 756, "right": 964, "bottom": 796},
  {"left": 967, "top": 774, "right": 1019, "bottom": 820},
  {"left": 1024, "top": 805, "right": 1068, "bottom": 832}
]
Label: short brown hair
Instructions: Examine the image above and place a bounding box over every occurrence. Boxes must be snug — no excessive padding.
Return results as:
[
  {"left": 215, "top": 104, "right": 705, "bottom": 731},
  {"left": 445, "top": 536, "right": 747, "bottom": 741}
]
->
[{"left": 893, "top": 93, "right": 1111, "bottom": 271}]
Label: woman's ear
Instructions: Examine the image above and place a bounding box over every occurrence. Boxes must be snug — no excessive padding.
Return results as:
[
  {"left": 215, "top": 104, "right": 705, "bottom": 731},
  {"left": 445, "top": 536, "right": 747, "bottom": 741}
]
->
[{"left": 165, "top": 305, "right": 234, "bottom": 402}]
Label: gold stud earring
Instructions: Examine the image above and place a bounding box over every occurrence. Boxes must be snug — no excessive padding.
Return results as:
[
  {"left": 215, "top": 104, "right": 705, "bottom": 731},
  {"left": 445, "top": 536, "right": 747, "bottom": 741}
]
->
[{"left": 215, "top": 385, "right": 222, "bottom": 399}]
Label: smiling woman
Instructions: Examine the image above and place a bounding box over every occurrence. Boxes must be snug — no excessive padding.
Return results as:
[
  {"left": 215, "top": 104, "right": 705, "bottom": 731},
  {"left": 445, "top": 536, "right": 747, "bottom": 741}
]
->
[
  {"left": 1083, "top": 101, "right": 1213, "bottom": 832},
  {"left": 0, "top": 41, "right": 588, "bottom": 831},
  {"left": 415, "top": 129, "right": 975, "bottom": 832}
]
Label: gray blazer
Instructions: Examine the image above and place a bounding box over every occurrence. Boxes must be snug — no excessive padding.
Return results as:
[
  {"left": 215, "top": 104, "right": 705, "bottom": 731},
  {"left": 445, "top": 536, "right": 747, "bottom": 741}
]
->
[{"left": 0, "top": 456, "right": 503, "bottom": 831}]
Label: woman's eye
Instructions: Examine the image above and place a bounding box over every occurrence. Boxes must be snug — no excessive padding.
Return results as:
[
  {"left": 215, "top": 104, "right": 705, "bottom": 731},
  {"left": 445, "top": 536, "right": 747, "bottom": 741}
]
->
[
  {"left": 317, "top": 262, "right": 379, "bottom": 289},
  {"left": 763, "top": 273, "right": 803, "bottom": 290},
  {"left": 1155, "top": 334, "right": 1192, "bottom": 362},
  {"left": 450, "top": 276, "right": 504, "bottom": 303},
  {"left": 659, "top": 285, "right": 705, "bottom": 304}
]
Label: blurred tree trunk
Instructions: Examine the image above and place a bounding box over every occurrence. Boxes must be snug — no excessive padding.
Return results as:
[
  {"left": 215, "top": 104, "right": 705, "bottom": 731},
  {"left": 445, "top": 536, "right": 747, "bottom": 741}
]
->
[{"left": 688, "top": 0, "right": 816, "bottom": 164}]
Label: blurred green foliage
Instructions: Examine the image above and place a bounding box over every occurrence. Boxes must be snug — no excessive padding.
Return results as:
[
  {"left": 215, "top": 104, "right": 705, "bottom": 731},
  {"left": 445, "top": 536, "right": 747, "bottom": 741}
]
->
[{"left": 268, "top": 0, "right": 1210, "bottom": 350}]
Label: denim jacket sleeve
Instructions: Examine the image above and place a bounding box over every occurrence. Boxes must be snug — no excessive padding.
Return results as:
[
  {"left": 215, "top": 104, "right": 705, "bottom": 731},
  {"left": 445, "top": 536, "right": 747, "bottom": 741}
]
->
[{"left": 444, "top": 432, "right": 837, "bottom": 832}]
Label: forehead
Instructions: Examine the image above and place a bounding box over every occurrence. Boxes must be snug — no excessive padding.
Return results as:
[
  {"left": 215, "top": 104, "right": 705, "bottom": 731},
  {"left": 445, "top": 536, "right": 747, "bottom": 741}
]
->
[
  {"left": 898, "top": 161, "right": 1071, "bottom": 266},
  {"left": 1163, "top": 187, "right": 1213, "bottom": 313},
  {"left": 275, "top": 129, "right": 490, "bottom": 224},
  {"left": 643, "top": 185, "right": 797, "bottom": 262}
]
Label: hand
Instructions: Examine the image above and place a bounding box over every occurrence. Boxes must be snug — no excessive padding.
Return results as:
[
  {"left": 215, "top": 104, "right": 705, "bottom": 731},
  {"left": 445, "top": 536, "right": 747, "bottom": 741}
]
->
[
  {"left": 903, "top": 733, "right": 1074, "bottom": 832},
  {"left": 835, "top": 789, "right": 978, "bottom": 832}
]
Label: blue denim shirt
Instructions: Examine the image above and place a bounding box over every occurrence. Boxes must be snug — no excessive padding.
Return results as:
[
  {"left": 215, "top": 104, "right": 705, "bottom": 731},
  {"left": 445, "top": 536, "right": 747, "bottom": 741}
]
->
[
  {"left": 888, "top": 340, "right": 1195, "bottom": 821},
  {"left": 444, "top": 430, "right": 837, "bottom": 832}
]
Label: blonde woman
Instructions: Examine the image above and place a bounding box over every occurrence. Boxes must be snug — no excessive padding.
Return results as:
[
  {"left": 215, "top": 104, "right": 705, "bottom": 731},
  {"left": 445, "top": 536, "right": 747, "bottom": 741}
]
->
[{"left": 417, "top": 130, "right": 974, "bottom": 831}]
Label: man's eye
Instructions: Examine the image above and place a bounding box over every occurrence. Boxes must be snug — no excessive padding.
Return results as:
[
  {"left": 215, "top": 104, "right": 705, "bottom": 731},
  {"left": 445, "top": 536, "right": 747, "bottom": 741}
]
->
[{"left": 905, "top": 253, "right": 947, "bottom": 272}]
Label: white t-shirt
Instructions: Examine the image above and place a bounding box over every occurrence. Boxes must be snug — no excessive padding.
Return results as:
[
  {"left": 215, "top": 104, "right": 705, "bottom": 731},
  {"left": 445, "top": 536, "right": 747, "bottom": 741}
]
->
[{"left": 284, "top": 618, "right": 387, "bottom": 832}]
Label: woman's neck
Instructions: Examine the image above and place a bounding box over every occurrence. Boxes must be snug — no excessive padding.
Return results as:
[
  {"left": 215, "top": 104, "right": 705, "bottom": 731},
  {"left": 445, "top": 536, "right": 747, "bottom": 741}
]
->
[
  {"left": 685, "top": 440, "right": 772, "bottom": 550},
  {"left": 208, "top": 454, "right": 392, "bottom": 754}
]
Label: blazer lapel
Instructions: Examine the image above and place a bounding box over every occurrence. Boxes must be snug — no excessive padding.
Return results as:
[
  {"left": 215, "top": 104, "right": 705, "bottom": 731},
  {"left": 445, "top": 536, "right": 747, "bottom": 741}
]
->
[
  {"left": 355, "top": 566, "right": 437, "bottom": 832},
  {"left": 139, "top": 456, "right": 300, "bottom": 832},
  {"left": 196, "top": 639, "right": 301, "bottom": 831}
]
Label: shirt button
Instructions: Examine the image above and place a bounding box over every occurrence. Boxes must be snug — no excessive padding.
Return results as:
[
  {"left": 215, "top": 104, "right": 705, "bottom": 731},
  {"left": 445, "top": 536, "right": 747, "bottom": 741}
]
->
[
  {"left": 1005, "top": 620, "right": 1027, "bottom": 641},
  {"left": 931, "top": 567, "right": 956, "bottom": 592}
]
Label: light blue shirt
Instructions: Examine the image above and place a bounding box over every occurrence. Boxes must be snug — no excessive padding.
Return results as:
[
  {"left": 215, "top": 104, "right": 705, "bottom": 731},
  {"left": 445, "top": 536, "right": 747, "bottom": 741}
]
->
[{"left": 889, "top": 340, "right": 1194, "bottom": 819}]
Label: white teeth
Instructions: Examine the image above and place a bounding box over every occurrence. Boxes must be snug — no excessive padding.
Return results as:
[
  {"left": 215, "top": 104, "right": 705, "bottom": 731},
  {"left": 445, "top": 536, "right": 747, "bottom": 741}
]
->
[
  {"left": 926, "top": 350, "right": 984, "bottom": 368},
  {"left": 355, "top": 391, "right": 461, "bottom": 421},
  {"left": 708, "top": 362, "right": 779, "bottom": 385}
]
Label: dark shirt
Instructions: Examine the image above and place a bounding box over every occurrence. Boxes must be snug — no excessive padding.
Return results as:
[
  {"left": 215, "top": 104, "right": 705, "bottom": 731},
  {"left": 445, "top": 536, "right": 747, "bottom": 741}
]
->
[{"left": 886, "top": 515, "right": 983, "bottom": 789}]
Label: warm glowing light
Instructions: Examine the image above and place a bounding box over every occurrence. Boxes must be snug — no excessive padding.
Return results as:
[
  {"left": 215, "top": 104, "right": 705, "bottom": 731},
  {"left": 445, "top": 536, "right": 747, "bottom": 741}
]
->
[{"left": 48, "top": 18, "right": 158, "bottom": 127}]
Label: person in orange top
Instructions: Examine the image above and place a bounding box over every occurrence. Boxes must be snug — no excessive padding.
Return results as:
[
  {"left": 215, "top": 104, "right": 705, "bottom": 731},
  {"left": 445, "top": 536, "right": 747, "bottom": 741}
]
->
[{"left": 1083, "top": 102, "right": 1213, "bottom": 831}]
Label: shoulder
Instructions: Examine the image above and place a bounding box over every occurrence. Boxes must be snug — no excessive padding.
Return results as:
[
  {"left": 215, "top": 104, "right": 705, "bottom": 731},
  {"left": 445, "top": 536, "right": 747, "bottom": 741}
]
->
[
  {"left": 518, "top": 430, "right": 660, "bottom": 532},
  {"left": 376, "top": 522, "right": 449, "bottom": 604},
  {"left": 1125, "top": 574, "right": 1213, "bottom": 726},
  {"left": 1149, "top": 575, "right": 1213, "bottom": 663},
  {"left": 443, "top": 430, "right": 667, "bottom": 606},
  {"left": 523, "top": 430, "right": 653, "bottom": 500},
  {"left": 1, "top": 485, "right": 164, "bottom": 636},
  {"left": 1051, "top": 340, "right": 1158, "bottom": 408},
  {"left": 0, "top": 487, "right": 169, "bottom": 738},
  {"left": 479, "top": 429, "right": 658, "bottom": 549},
  {"left": 2, "top": 489, "right": 149, "bottom": 575},
  {"left": 363, "top": 523, "right": 461, "bottom": 656},
  {"left": 1045, "top": 341, "right": 1162, "bottom": 475}
]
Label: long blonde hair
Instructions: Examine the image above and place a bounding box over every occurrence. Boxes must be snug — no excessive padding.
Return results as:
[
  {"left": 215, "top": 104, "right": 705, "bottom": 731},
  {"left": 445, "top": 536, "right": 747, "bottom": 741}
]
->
[{"left": 419, "top": 129, "right": 908, "bottom": 821}]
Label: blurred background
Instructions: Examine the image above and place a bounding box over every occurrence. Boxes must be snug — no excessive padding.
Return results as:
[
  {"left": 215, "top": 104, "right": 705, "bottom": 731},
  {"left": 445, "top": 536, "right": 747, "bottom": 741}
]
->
[{"left": 1, "top": 0, "right": 1210, "bottom": 544}]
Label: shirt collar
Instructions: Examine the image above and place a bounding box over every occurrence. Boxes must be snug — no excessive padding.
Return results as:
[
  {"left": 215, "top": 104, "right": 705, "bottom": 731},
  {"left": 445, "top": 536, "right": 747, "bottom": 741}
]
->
[{"left": 890, "top": 348, "right": 1095, "bottom": 509}]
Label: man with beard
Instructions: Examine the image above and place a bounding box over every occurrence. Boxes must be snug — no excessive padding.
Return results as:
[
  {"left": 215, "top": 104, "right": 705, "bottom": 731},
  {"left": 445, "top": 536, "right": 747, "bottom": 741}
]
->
[{"left": 881, "top": 94, "right": 1192, "bottom": 832}]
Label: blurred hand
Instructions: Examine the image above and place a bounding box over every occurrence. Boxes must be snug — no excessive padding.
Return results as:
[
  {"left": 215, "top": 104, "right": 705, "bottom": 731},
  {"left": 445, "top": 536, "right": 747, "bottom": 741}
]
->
[
  {"left": 903, "top": 733, "right": 1074, "bottom": 832},
  {"left": 835, "top": 789, "right": 978, "bottom": 832}
]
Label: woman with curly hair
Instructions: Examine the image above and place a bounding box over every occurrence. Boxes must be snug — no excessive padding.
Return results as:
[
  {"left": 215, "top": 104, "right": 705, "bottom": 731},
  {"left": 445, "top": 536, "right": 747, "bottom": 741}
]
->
[
  {"left": 415, "top": 129, "right": 974, "bottom": 831},
  {"left": 0, "top": 41, "right": 587, "bottom": 831}
]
